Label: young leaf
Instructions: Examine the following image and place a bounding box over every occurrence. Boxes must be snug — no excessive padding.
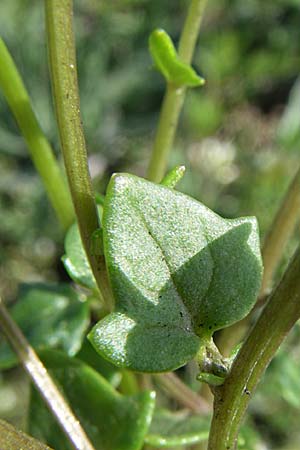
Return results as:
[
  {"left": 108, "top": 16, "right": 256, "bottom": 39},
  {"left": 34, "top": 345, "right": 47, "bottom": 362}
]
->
[
  {"left": 89, "top": 174, "right": 263, "bottom": 372},
  {"left": 62, "top": 222, "right": 97, "bottom": 290},
  {"left": 0, "top": 283, "right": 89, "bottom": 369},
  {"left": 29, "top": 350, "right": 156, "bottom": 450},
  {"left": 145, "top": 409, "right": 210, "bottom": 447},
  {"left": 0, "top": 419, "right": 52, "bottom": 450},
  {"left": 149, "top": 29, "right": 205, "bottom": 87},
  {"left": 160, "top": 165, "right": 186, "bottom": 188}
]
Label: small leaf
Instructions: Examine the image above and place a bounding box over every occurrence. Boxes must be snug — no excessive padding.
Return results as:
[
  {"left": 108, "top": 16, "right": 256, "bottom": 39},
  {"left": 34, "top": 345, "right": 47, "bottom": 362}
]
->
[
  {"left": 160, "top": 165, "right": 186, "bottom": 188},
  {"left": 29, "top": 350, "right": 156, "bottom": 450},
  {"left": 89, "top": 174, "right": 262, "bottom": 372},
  {"left": 149, "top": 29, "right": 205, "bottom": 87},
  {"left": 145, "top": 409, "right": 210, "bottom": 448},
  {"left": 0, "top": 283, "right": 89, "bottom": 369},
  {"left": 62, "top": 222, "right": 97, "bottom": 290},
  {"left": 0, "top": 419, "right": 52, "bottom": 450}
]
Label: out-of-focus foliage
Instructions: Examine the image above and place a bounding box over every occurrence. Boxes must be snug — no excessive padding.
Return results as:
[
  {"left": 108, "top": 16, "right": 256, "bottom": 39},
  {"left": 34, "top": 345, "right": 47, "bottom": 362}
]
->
[{"left": 1, "top": 1, "right": 300, "bottom": 448}]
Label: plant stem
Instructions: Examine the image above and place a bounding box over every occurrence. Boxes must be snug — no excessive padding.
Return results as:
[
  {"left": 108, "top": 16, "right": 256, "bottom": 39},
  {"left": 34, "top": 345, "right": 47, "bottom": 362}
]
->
[
  {"left": 207, "top": 244, "right": 300, "bottom": 449},
  {"left": 45, "top": 0, "right": 113, "bottom": 310},
  {"left": 147, "top": 0, "right": 207, "bottom": 182},
  {"left": 0, "top": 297, "right": 96, "bottom": 450},
  {"left": 154, "top": 372, "right": 211, "bottom": 414},
  {"left": 0, "top": 38, "right": 74, "bottom": 230},
  {"left": 260, "top": 164, "right": 300, "bottom": 294}
]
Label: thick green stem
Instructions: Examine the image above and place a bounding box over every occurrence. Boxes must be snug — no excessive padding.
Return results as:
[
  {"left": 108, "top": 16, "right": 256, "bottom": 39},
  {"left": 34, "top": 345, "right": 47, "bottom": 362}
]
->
[
  {"left": 208, "top": 245, "right": 300, "bottom": 449},
  {"left": 0, "top": 297, "right": 95, "bottom": 450},
  {"left": 261, "top": 164, "right": 300, "bottom": 294},
  {"left": 147, "top": 0, "right": 207, "bottom": 182},
  {"left": 45, "top": 0, "right": 113, "bottom": 310},
  {"left": 0, "top": 38, "right": 74, "bottom": 230}
]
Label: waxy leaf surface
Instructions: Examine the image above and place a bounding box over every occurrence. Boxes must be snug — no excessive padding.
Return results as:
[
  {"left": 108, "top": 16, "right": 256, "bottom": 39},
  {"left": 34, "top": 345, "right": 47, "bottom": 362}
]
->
[
  {"left": 90, "top": 174, "right": 262, "bottom": 372},
  {"left": 0, "top": 283, "right": 89, "bottom": 369},
  {"left": 29, "top": 350, "right": 155, "bottom": 450}
]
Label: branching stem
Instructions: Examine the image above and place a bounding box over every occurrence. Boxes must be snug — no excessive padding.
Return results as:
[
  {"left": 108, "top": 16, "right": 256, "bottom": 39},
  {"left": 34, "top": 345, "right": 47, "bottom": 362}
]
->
[{"left": 147, "top": 0, "right": 208, "bottom": 182}]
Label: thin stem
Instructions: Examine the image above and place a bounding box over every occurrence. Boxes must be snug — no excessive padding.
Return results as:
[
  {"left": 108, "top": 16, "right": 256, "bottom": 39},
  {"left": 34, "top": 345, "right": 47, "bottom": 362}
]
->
[
  {"left": 261, "top": 164, "right": 300, "bottom": 294},
  {"left": 0, "top": 38, "right": 74, "bottom": 230},
  {"left": 154, "top": 372, "right": 211, "bottom": 414},
  {"left": 0, "top": 297, "right": 96, "bottom": 450},
  {"left": 45, "top": 0, "right": 113, "bottom": 310},
  {"left": 208, "top": 244, "right": 300, "bottom": 450},
  {"left": 218, "top": 164, "right": 300, "bottom": 357},
  {"left": 147, "top": 0, "right": 208, "bottom": 182},
  {"left": 147, "top": 84, "right": 186, "bottom": 182}
]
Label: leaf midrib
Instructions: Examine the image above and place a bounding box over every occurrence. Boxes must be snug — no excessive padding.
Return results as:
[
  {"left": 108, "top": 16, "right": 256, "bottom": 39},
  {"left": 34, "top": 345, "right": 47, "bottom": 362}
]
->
[{"left": 131, "top": 197, "right": 216, "bottom": 328}]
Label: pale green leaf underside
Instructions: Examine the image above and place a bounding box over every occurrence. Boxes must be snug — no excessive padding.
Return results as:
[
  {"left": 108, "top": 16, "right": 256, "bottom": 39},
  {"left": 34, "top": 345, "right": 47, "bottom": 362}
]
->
[
  {"left": 29, "top": 350, "right": 156, "bottom": 450},
  {"left": 89, "top": 174, "right": 262, "bottom": 372}
]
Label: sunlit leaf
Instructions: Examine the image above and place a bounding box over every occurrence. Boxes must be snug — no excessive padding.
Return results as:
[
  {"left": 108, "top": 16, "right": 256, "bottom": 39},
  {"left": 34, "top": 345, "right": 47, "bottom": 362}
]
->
[{"left": 89, "top": 174, "right": 262, "bottom": 372}]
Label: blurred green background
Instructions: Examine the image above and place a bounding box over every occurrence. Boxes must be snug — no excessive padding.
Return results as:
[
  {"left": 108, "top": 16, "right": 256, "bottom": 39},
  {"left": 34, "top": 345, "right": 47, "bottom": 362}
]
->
[{"left": 1, "top": 0, "right": 300, "bottom": 448}]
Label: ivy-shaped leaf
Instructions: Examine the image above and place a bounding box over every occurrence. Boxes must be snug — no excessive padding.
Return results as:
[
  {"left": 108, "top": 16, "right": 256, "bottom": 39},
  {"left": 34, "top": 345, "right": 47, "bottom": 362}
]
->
[
  {"left": 145, "top": 409, "right": 210, "bottom": 447},
  {"left": 149, "top": 29, "right": 205, "bottom": 87},
  {"left": 29, "top": 350, "right": 156, "bottom": 450},
  {"left": 89, "top": 174, "right": 262, "bottom": 373},
  {"left": 0, "top": 283, "right": 89, "bottom": 369}
]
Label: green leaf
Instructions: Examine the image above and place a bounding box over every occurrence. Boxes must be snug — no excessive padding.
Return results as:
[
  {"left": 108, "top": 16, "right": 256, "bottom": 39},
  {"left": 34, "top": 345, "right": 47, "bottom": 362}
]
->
[
  {"left": 29, "top": 350, "right": 156, "bottom": 450},
  {"left": 0, "top": 419, "right": 53, "bottom": 450},
  {"left": 0, "top": 283, "right": 89, "bottom": 369},
  {"left": 160, "top": 165, "right": 186, "bottom": 188},
  {"left": 145, "top": 409, "right": 210, "bottom": 447},
  {"left": 149, "top": 29, "right": 205, "bottom": 87},
  {"left": 62, "top": 222, "right": 97, "bottom": 290},
  {"left": 89, "top": 173, "right": 262, "bottom": 372},
  {"left": 76, "top": 338, "right": 122, "bottom": 388}
]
